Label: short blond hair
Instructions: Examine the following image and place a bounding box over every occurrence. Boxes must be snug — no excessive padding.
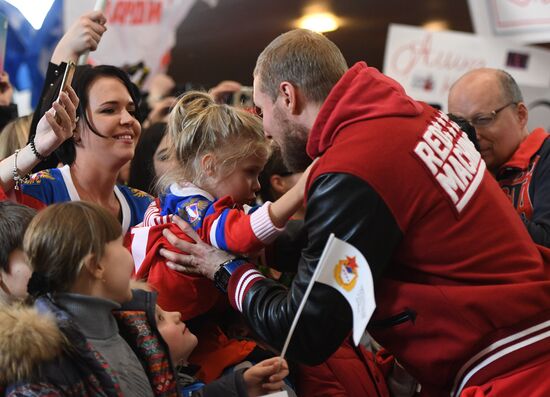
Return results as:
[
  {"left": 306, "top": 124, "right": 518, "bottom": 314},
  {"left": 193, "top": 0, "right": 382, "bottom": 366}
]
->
[
  {"left": 159, "top": 91, "right": 269, "bottom": 191},
  {"left": 23, "top": 202, "right": 121, "bottom": 295},
  {"left": 254, "top": 29, "right": 348, "bottom": 103}
]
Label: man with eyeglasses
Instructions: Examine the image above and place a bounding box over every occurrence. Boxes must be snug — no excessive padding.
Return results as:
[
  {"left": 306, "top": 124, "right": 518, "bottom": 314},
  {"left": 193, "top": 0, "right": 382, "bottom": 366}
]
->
[{"left": 449, "top": 68, "right": 550, "bottom": 247}]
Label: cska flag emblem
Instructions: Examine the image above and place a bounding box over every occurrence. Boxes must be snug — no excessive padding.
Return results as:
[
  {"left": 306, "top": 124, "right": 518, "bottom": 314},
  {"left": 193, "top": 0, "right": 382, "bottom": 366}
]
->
[{"left": 333, "top": 256, "right": 358, "bottom": 292}]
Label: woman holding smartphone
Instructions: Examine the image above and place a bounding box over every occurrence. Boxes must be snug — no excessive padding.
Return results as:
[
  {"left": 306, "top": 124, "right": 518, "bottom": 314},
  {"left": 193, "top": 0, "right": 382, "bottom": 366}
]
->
[{"left": 0, "top": 64, "right": 152, "bottom": 233}]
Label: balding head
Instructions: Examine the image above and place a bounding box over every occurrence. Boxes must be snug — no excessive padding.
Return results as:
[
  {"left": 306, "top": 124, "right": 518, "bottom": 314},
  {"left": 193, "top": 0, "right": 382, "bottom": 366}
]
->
[
  {"left": 448, "top": 68, "right": 529, "bottom": 173},
  {"left": 449, "top": 68, "right": 523, "bottom": 107}
]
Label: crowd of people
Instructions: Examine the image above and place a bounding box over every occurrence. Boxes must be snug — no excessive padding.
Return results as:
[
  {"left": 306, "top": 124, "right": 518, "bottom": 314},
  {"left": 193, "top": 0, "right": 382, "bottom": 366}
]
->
[{"left": 0, "top": 8, "right": 550, "bottom": 397}]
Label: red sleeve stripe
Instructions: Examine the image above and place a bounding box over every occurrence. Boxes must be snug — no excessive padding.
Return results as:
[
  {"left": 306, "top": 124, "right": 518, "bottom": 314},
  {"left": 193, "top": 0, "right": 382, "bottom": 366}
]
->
[{"left": 228, "top": 263, "right": 265, "bottom": 311}]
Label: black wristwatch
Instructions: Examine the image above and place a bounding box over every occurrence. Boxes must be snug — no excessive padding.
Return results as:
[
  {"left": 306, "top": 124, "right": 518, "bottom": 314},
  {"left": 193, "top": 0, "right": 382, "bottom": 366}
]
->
[{"left": 213, "top": 257, "right": 248, "bottom": 293}]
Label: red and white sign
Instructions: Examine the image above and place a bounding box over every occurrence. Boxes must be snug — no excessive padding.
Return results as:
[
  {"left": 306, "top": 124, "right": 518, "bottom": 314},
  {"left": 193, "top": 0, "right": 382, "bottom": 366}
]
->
[
  {"left": 383, "top": 24, "right": 550, "bottom": 111},
  {"left": 64, "top": 0, "right": 218, "bottom": 87},
  {"left": 469, "top": 0, "right": 550, "bottom": 43}
]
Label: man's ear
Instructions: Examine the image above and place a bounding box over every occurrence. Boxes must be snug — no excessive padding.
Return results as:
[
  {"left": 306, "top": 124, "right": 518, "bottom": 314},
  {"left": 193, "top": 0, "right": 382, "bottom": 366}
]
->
[
  {"left": 516, "top": 102, "right": 529, "bottom": 129},
  {"left": 200, "top": 153, "right": 217, "bottom": 177},
  {"left": 279, "top": 82, "right": 302, "bottom": 115}
]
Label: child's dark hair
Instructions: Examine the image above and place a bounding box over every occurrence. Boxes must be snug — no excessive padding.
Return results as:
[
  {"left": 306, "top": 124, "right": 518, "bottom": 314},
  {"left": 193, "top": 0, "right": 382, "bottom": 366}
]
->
[
  {"left": 258, "top": 144, "right": 293, "bottom": 203},
  {"left": 0, "top": 202, "right": 36, "bottom": 272}
]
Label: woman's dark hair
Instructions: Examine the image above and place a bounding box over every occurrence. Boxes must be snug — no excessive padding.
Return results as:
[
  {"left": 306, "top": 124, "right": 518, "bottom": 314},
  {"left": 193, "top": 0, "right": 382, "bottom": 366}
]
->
[
  {"left": 38, "top": 64, "right": 142, "bottom": 166},
  {"left": 128, "top": 122, "right": 168, "bottom": 194}
]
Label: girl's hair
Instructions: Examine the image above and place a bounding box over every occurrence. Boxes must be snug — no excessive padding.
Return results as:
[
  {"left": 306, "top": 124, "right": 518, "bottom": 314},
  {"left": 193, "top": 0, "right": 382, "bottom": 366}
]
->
[
  {"left": 23, "top": 201, "right": 121, "bottom": 296},
  {"left": 158, "top": 91, "right": 269, "bottom": 191},
  {"left": 38, "top": 64, "right": 142, "bottom": 166}
]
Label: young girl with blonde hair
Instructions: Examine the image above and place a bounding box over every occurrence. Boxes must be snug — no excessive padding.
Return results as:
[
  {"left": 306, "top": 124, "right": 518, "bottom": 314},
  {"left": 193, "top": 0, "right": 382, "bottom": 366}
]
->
[
  {"left": 143, "top": 90, "right": 307, "bottom": 245},
  {"left": 129, "top": 91, "right": 310, "bottom": 383}
]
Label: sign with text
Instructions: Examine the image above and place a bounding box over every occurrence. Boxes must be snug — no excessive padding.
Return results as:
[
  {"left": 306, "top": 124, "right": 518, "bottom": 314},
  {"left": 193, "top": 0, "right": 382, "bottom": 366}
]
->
[
  {"left": 468, "top": 0, "right": 550, "bottom": 43},
  {"left": 383, "top": 24, "right": 550, "bottom": 111},
  {"left": 64, "top": 0, "right": 218, "bottom": 88}
]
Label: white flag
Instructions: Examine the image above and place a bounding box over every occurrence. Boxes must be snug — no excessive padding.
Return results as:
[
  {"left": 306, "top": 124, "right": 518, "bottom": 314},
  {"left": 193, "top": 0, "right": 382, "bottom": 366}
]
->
[
  {"left": 314, "top": 234, "right": 376, "bottom": 345},
  {"left": 280, "top": 234, "right": 375, "bottom": 359}
]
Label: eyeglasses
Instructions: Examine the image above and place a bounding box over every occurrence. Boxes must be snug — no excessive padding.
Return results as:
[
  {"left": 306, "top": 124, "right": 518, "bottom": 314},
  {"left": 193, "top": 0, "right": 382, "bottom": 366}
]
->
[{"left": 450, "top": 102, "right": 517, "bottom": 129}]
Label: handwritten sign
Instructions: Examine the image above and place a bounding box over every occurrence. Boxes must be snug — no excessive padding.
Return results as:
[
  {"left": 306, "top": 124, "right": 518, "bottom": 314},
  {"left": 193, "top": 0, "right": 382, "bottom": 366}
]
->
[
  {"left": 469, "top": 0, "right": 550, "bottom": 43},
  {"left": 383, "top": 24, "right": 550, "bottom": 111}
]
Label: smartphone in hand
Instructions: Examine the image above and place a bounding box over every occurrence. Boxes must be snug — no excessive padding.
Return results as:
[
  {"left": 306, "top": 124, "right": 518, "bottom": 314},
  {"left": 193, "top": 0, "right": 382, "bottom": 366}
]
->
[
  {"left": 55, "top": 61, "right": 76, "bottom": 123},
  {"left": 58, "top": 61, "right": 76, "bottom": 100}
]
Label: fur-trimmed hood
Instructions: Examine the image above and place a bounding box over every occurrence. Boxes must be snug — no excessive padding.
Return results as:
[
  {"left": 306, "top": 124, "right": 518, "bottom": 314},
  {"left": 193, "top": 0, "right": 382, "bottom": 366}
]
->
[{"left": 0, "top": 303, "right": 66, "bottom": 385}]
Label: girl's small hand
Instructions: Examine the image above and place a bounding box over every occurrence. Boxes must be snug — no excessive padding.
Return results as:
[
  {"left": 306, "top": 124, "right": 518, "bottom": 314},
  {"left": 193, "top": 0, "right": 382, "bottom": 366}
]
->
[{"left": 243, "top": 357, "right": 289, "bottom": 397}]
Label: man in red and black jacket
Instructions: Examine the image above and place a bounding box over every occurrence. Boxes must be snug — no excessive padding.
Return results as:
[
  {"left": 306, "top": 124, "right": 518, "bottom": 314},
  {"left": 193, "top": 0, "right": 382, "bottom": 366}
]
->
[
  {"left": 449, "top": 68, "right": 550, "bottom": 247},
  {"left": 163, "top": 30, "right": 550, "bottom": 397}
]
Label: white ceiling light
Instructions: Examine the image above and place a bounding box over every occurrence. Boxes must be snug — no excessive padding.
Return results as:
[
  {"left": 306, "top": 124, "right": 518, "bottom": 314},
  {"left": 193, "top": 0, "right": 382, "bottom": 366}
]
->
[
  {"left": 297, "top": 11, "right": 340, "bottom": 33},
  {"left": 5, "top": 0, "right": 55, "bottom": 30}
]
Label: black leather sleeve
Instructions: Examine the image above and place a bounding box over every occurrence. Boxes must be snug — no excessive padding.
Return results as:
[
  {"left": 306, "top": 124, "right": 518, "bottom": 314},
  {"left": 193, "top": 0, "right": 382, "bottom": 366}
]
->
[
  {"left": 264, "top": 219, "right": 307, "bottom": 272},
  {"left": 241, "top": 173, "right": 403, "bottom": 365}
]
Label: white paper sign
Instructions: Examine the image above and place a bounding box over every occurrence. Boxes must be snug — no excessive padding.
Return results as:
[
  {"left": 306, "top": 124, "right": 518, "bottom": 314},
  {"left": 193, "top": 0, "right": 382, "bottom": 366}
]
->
[
  {"left": 64, "top": 0, "right": 218, "bottom": 87},
  {"left": 383, "top": 24, "right": 550, "bottom": 111},
  {"left": 468, "top": 0, "right": 550, "bottom": 43}
]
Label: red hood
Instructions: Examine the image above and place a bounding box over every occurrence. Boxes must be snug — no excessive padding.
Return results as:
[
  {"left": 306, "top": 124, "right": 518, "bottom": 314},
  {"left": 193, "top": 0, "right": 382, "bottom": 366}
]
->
[{"left": 307, "top": 62, "right": 424, "bottom": 158}]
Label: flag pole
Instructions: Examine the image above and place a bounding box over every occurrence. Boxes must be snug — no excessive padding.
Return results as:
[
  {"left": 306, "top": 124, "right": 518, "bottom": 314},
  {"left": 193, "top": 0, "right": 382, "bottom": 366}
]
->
[
  {"left": 279, "top": 233, "right": 335, "bottom": 359},
  {"left": 77, "top": 0, "right": 107, "bottom": 65}
]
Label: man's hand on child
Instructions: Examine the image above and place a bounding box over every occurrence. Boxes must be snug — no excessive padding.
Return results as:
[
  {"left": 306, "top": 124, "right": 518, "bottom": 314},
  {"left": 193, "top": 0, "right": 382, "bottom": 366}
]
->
[
  {"left": 243, "top": 357, "right": 289, "bottom": 397},
  {"left": 161, "top": 215, "right": 234, "bottom": 279}
]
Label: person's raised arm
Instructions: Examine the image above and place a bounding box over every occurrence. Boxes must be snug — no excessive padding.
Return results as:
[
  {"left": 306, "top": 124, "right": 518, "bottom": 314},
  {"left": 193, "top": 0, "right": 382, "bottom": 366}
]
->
[
  {"left": 51, "top": 11, "right": 107, "bottom": 65},
  {"left": 0, "top": 87, "right": 78, "bottom": 192},
  {"left": 28, "top": 11, "right": 106, "bottom": 172}
]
